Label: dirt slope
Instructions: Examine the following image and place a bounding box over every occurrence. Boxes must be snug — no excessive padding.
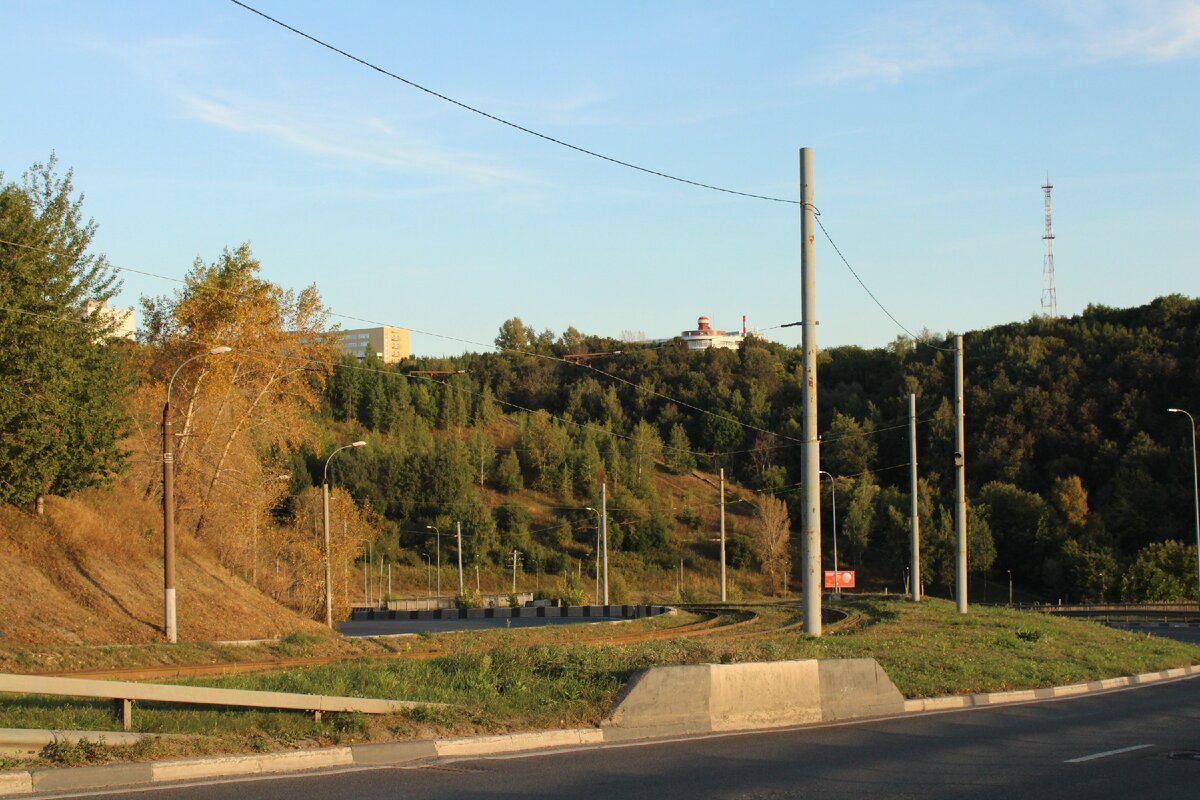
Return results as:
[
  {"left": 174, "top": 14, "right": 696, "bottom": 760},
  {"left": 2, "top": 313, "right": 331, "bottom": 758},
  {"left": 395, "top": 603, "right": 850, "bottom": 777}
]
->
[{"left": 0, "top": 484, "right": 325, "bottom": 646}]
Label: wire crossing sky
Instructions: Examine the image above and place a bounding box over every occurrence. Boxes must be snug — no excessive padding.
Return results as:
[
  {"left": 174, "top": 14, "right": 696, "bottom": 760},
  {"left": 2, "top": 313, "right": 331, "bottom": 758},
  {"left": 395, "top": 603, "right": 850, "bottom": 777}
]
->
[{"left": 2, "top": 2, "right": 1197, "bottom": 355}]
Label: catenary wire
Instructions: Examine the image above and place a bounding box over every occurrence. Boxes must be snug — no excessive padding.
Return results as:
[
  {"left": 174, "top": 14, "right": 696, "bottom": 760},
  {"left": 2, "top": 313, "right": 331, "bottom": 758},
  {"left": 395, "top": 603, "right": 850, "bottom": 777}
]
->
[
  {"left": 227, "top": 1, "right": 959, "bottom": 352},
  {"left": 227, "top": 0, "right": 799, "bottom": 206}
]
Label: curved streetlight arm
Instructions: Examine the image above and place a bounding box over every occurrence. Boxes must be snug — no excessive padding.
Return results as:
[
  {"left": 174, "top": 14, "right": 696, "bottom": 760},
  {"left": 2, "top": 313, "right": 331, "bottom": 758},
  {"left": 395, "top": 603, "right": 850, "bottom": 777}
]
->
[
  {"left": 324, "top": 440, "right": 367, "bottom": 483},
  {"left": 167, "top": 346, "right": 232, "bottom": 405}
]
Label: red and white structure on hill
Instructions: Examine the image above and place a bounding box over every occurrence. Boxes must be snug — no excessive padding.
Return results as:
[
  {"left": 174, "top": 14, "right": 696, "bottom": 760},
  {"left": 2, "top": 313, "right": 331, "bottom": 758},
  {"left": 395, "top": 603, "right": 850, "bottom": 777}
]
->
[{"left": 668, "top": 315, "right": 761, "bottom": 351}]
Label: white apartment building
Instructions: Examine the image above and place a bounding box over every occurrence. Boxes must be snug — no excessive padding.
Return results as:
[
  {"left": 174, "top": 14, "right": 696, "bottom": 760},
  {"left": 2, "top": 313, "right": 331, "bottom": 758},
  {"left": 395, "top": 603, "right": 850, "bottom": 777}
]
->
[{"left": 85, "top": 300, "right": 136, "bottom": 341}]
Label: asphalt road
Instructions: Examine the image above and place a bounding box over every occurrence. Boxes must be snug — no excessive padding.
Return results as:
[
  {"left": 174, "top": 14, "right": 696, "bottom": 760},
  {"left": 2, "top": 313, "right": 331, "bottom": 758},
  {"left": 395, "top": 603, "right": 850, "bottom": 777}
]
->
[
  {"left": 47, "top": 675, "right": 1200, "bottom": 800},
  {"left": 1109, "top": 624, "right": 1200, "bottom": 645},
  {"left": 338, "top": 616, "right": 621, "bottom": 636}
]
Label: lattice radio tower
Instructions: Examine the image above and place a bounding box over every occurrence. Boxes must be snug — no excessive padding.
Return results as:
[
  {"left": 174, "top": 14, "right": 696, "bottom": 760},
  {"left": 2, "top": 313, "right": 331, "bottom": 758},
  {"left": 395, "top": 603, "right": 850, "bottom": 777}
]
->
[{"left": 1041, "top": 175, "right": 1058, "bottom": 318}]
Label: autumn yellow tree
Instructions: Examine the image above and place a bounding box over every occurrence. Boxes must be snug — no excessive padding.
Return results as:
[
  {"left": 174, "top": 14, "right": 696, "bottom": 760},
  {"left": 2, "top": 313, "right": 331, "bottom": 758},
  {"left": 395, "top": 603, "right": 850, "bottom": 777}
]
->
[
  {"left": 262, "top": 486, "right": 378, "bottom": 619},
  {"left": 133, "top": 244, "right": 338, "bottom": 571},
  {"left": 753, "top": 496, "right": 792, "bottom": 595}
]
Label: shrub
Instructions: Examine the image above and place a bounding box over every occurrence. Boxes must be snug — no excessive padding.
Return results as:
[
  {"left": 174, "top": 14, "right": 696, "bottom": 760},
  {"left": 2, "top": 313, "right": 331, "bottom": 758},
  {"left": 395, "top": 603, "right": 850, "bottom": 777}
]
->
[{"left": 455, "top": 589, "right": 482, "bottom": 610}]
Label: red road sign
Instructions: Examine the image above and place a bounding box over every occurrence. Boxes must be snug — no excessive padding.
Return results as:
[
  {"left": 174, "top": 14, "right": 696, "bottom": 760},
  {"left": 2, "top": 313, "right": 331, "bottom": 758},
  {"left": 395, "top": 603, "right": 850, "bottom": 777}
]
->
[{"left": 824, "top": 570, "right": 856, "bottom": 588}]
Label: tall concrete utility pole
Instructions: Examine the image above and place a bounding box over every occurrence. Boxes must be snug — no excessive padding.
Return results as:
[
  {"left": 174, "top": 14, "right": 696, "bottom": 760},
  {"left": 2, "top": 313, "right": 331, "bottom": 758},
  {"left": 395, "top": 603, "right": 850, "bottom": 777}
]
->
[
  {"left": 800, "top": 147, "right": 822, "bottom": 636},
  {"left": 719, "top": 468, "right": 727, "bottom": 602},
  {"left": 601, "top": 481, "right": 609, "bottom": 605},
  {"left": 954, "top": 335, "right": 968, "bottom": 613},
  {"left": 909, "top": 393, "right": 921, "bottom": 602}
]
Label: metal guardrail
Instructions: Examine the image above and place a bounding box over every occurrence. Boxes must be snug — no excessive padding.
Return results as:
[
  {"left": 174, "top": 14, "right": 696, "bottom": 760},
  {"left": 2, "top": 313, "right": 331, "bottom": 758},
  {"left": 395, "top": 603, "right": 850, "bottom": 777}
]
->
[{"left": 0, "top": 673, "right": 444, "bottom": 731}]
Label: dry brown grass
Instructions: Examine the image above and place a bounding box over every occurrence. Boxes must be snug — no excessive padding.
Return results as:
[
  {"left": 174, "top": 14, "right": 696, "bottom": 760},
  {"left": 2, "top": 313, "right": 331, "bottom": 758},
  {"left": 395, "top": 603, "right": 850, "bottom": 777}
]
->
[{"left": 0, "top": 476, "right": 326, "bottom": 646}]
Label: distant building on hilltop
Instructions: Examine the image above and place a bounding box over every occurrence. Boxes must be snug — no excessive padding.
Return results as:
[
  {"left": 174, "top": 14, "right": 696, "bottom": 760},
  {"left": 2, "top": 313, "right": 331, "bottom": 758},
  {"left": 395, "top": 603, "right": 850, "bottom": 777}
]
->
[
  {"left": 337, "top": 326, "right": 411, "bottom": 364},
  {"left": 669, "top": 315, "right": 761, "bottom": 351},
  {"left": 85, "top": 300, "right": 135, "bottom": 341}
]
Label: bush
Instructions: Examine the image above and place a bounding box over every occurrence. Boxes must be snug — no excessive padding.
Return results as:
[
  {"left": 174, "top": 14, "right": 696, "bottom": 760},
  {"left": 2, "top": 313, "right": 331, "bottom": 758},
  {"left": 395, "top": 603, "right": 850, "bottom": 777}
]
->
[
  {"left": 455, "top": 589, "right": 482, "bottom": 610},
  {"left": 556, "top": 575, "right": 588, "bottom": 607}
]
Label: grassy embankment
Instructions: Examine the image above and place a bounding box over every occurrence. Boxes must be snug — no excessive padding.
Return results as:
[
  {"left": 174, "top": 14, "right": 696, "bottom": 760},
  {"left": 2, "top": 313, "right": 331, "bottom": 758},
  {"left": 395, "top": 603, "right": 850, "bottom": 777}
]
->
[{"left": 1, "top": 596, "right": 1196, "bottom": 770}]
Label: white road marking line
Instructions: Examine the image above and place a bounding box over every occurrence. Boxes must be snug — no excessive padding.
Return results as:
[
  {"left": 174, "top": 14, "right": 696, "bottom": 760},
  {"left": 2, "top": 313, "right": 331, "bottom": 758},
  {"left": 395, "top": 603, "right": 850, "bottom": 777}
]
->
[{"left": 1065, "top": 744, "right": 1154, "bottom": 763}]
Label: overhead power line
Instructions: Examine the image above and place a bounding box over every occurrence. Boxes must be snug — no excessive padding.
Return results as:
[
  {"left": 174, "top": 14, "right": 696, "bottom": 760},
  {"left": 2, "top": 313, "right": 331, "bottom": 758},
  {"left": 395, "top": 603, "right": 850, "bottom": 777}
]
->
[
  {"left": 227, "top": 0, "right": 798, "bottom": 206},
  {"left": 227, "top": 1, "right": 956, "bottom": 352}
]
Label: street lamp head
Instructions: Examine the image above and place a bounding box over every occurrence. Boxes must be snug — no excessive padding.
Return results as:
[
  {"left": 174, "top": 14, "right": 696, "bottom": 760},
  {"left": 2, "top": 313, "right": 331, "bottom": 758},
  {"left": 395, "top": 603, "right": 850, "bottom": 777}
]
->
[
  {"left": 351, "top": 440, "right": 366, "bottom": 447},
  {"left": 208, "top": 345, "right": 232, "bottom": 355},
  {"left": 585, "top": 507, "right": 595, "bottom": 512}
]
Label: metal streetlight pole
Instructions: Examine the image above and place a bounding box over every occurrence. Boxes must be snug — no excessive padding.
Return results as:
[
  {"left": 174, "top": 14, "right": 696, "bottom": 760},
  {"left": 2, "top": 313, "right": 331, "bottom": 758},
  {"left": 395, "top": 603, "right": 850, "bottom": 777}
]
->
[
  {"left": 1007, "top": 570, "right": 1013, "bottom": 606},
  {"left": 819, "top": 471, "right": 838, "bottom": 593},
  {"left": 585, "top": 506, "right": 602, "bottom": 604},
  {"left": 323, "top": 441, "right": 366, "bottom": 627},
  {"left": 719, "top": 468, "right": 727, "bottom": 602},
  {"left": 426, "top": 525, "right": 442, "bottom": 604},
  {"left": 601, "top": 482, "right": 609, "bottom": 605},
  {"left": 455, "top": 521, "right": 464, "bottom": 596},
  {"left": 1168, "top": 408, "right": 1200, "bottom": 604},
  {"left": 162, "top": 345, "right": 231, "bottom": 643}
]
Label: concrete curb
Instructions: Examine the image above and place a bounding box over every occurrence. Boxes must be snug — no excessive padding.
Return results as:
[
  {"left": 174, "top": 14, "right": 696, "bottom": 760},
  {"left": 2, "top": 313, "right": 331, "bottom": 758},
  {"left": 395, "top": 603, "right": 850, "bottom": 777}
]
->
[
  {"left": 2, "top": 663, "right": 1198, "bottom": 797},
  {"left": 902, "top": 664, "right": 1200, "bottom": 712}
]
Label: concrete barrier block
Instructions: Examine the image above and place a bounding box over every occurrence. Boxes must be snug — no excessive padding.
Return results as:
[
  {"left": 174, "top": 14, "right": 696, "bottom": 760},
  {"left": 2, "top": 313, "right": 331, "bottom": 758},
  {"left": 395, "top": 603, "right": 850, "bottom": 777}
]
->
[
  {"left": 32, "top": 762, "right": 153, "bottom": 792},
  {"left": 817, "top": 659, "right": 905, "bottom": 721},
  {"left": 352, "top": 740, "right": 439, "bottom": 766},
  {"left": 605, "top": 659, "right": 903, "bottom": 738},
  {"left": 709, "top": 661, "right": 823, "bottom": 731},
  {"left": 604, "top": 664, "right": 714, "bottom": 738},
  {"left": 0, "top": 773, "right": 32, "bottom": 797}
]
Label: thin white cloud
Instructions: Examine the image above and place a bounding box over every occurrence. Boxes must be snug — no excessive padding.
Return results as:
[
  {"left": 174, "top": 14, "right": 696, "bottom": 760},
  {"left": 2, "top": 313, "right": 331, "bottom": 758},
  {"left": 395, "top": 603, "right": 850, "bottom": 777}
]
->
[
  {"left": 807, "top": 2, "right": 1028, "bottom": 86},
  {"left": 805, "top": 0, "right": 1199, "bottom": 87},
  {"left": 1061, "top": 0, "right": 1200, "bottom": 61},
  {"left": 179, "top": 92, "right": 528, "bottom": 186}
]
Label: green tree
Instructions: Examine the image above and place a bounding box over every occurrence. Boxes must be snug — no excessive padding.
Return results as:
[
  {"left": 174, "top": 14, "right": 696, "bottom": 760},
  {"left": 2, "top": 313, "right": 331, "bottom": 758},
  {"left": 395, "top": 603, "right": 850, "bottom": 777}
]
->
[
  {"left": 494, "top": 317, "right": 533, "bottom": 351},
  {"left": 1121, "top": 541, "right": 1199, "bottom": 601},
  {"left": 822, "top": 412, "right": 878, "bottom": 477},
  {"left": 494, "top": 450, "right": 524, "bottom": 494},
  {"left": 465, "top": 429, "right": 494, "bottom": 487},
  {"left": 628, "top": 419, "right": 664, "bottom": 490},
  {"left": 0, "top": 155, "right": 130, "bottom": 507},
  {"left": 840, "top": 474, "right": 880, "bottom": 566},
  {"left": 665, "top": 424, "right": 697, "bottom": 475}
]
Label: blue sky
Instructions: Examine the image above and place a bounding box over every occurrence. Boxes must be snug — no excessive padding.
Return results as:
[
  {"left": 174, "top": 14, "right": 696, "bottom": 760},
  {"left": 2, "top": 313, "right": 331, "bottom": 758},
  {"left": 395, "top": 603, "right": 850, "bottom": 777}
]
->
[{"left": 3, "top": 1, "right": 1198, "bottom": 355}]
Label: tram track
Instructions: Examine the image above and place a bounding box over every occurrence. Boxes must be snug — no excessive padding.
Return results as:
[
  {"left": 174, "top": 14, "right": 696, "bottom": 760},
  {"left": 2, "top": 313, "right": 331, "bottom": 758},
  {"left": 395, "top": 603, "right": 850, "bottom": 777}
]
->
[{"left": 32, "top": 606, "right": 751, "bottom": 682}]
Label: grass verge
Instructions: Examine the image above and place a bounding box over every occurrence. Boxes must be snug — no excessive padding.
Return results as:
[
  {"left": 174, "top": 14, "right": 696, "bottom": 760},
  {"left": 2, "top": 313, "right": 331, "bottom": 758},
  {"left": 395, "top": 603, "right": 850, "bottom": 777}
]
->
[{"left": 1, "top": 597, "right": 1196, "bottom": 770}]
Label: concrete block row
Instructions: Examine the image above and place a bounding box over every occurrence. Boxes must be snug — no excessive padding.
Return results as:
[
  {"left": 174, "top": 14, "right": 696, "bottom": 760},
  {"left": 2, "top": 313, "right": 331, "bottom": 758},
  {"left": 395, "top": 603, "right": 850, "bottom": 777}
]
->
[{"left": 350, "top": 604, "right": 670, "bottom": 622}]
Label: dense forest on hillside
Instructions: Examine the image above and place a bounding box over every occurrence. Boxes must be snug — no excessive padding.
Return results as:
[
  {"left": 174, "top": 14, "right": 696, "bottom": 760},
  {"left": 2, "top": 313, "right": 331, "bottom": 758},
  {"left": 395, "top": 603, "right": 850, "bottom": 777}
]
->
[
  {"left": 4, "top": 157, "right": 1199, "bottom": 612},
  {"left": 313, "top": 298, "right": 1200, "bottom": 604}
]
